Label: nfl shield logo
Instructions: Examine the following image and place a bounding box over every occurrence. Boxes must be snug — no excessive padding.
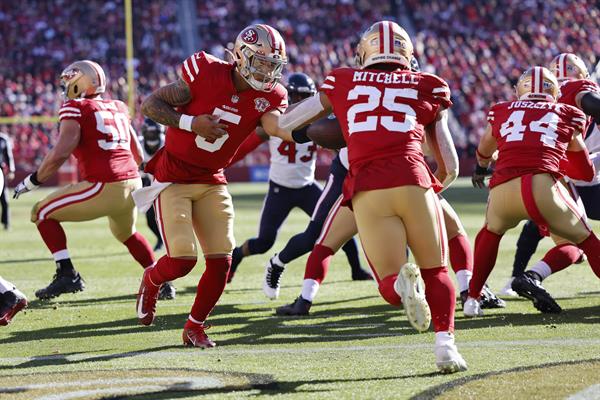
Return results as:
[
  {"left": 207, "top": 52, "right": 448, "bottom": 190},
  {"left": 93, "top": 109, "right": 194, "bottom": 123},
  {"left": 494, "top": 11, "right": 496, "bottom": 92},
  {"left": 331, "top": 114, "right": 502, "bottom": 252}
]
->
[
  {"left": 231, "top": 95, "right": 239, "bottom": 103},
  {"left": 254, "top": 97, "right": 270, "bottom": 113}
]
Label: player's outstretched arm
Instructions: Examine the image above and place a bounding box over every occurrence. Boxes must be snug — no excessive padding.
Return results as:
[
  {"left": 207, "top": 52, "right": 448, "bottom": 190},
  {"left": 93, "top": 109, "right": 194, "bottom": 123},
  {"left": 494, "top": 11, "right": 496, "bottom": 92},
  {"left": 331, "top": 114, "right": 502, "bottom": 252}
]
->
[
  {"left": 578, "top": 91, "right": 600, "bottom": 123},
  {"left": 141, "top": 79, "right": 227, "bottom": 141},
  {"left": 262, "top": 93, "right": 332, "bottom": 142},
  {"left": 14, "top": 120, "right": 81, "bottom": 198},
  {"left": 426, "top": 109, "right": 459, "bottom": 189},
  {"left": 564, "top": 129, "right": 595, "bottom": 181},
  {"left": 472, "top": 124, "right": 497, "bottom": 189}
]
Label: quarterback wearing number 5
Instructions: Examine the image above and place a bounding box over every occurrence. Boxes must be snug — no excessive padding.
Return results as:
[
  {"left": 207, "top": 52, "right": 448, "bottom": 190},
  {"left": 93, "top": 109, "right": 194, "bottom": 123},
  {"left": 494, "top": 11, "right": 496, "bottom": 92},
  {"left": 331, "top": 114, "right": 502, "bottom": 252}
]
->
[
  {"left": 13, "top": 60, "right": 156, "bottom": 300},
  {"left": 135, "top": 24, "right": 298, "bottom": 348}
]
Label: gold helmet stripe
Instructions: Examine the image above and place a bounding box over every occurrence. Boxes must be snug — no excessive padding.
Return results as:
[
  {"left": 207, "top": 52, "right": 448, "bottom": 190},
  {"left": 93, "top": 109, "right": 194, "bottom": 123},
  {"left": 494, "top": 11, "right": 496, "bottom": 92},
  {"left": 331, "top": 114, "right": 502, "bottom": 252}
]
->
[
  {"left": 532, "top": 67, "right": 544, "bottom": 93},
  {"left": 386, "top": 21, "right": 394, "bottom": 53},
  {"left": 260, "top": 23, "right": 281, "bottom": 53},
  {"left": 557, "top": 53, "right": 568, "bottom": 79}
]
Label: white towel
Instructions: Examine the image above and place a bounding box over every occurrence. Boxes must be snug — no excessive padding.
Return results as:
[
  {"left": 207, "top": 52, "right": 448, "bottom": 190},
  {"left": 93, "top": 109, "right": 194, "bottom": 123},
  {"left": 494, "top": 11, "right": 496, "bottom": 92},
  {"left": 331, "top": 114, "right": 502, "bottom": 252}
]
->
[{"left": 132, "top": 180, "right": 171, "bottom": 213}]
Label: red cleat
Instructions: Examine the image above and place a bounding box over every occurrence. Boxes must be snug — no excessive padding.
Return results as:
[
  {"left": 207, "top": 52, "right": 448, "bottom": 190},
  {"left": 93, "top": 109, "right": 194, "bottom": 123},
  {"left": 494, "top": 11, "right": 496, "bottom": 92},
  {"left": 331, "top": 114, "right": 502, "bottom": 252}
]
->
[
  {"left": 136, "top": 268, "right": 160, "bottom": 326},
  {"left": 182, "top": 322, "right": 216, "bottom": 348},
  {"left": 0, "top": 291, "right": 28, "bottom": 326}
]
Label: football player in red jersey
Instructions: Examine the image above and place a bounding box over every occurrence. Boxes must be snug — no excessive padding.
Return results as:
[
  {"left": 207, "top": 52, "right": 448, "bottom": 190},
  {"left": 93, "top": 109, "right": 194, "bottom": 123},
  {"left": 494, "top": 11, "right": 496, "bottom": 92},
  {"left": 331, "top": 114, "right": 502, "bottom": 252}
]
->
[
  {"left": 0, "top": 274, "right": 27, "bottom": 326},
  {"left": 466, "top": 66, "right": 600, "bottom": 318},
  {"left": 135, "top": 24, "right": 301, "bottom": 348},
  {"left": 507, "top": 54, "right": 600, "bottom": 312},
  {"left": 275, "top": 21, "right": 467, "bottom": 373},
  {"left": 13, "top": 60, "right": 156, "bottom": 300}
]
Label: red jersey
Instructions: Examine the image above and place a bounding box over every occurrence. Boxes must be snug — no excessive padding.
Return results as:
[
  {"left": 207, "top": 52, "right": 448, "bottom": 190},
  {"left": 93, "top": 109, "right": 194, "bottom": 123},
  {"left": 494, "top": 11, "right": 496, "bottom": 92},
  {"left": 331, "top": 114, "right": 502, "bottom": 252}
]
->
[
  {"left": 487, "top": 100, "right": 587, "bottom": 188},
  {"left": 558, "top": 78, "right": 600, "bottom": 135},
  {"left": 58, "top": 98, "right": 139, "bottom": 182},
  {"left": 319, "top": 67, "right": 451, "bottom": 202},
  {"left": 147, "top": 52, "right": 287, "bottom": 184}
]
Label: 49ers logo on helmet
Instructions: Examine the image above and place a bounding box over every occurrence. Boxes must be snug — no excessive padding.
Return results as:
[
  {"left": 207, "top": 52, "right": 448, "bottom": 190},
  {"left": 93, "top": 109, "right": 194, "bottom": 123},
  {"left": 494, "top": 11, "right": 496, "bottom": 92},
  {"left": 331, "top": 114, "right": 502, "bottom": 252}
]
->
[{"left": 242, "top": 28, "right": 258, "bottom": 44}]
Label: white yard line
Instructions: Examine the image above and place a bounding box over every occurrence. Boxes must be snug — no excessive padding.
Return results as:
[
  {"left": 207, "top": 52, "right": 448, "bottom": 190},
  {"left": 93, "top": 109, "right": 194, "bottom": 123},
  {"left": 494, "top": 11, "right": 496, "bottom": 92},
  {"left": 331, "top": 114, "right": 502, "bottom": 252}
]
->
[{"left": 1, "top": 338, "right": 600, "bottom": 365}]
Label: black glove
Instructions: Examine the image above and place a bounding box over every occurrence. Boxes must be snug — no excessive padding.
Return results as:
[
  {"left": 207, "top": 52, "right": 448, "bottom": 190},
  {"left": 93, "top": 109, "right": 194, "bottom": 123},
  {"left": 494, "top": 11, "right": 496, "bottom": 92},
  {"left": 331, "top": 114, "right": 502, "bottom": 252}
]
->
[
  {"left": 291, "top": 125, "right": 311, "bottom": 143},
  {"left": 472, "top": 164, "right": 491, "bottom": 189}
]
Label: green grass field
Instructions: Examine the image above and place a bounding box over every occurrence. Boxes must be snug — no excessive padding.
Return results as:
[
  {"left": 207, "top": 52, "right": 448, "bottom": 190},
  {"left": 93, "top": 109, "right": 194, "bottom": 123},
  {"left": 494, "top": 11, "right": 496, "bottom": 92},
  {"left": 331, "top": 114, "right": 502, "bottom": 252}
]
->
[{"left": 1, "top": 178, "right": 599, "bottom": 399}]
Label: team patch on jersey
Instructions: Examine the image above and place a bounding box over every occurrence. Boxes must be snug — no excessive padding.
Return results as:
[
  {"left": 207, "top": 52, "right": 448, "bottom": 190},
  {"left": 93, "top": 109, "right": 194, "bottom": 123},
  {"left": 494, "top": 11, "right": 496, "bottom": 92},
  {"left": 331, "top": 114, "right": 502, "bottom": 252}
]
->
[
  {"left": 255, "top": 97, "right": 270, "bottom": 112},
  {"left": 242, "top": 28, "right": 258, "bottom": 44}
]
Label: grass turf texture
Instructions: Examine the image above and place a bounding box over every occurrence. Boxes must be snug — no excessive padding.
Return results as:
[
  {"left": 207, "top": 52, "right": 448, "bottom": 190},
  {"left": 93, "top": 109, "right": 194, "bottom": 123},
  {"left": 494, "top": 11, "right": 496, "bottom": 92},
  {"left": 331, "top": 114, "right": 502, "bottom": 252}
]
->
[{"left": 1, "top": 178, "right": 599, "bottom": 399}]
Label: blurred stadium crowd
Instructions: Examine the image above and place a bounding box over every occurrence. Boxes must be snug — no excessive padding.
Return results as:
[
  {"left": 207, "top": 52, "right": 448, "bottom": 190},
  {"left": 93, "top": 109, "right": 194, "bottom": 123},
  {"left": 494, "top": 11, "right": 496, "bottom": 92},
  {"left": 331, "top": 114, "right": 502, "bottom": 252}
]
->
[{"left": 1, "top": 0, "right": 598, "bottom": 172}]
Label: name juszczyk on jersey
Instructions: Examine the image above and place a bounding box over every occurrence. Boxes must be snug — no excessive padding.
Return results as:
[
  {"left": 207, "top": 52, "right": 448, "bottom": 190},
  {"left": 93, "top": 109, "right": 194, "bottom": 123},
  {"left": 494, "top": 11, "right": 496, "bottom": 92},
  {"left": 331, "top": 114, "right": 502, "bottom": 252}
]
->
[
  {"left": 352, "top": 71, "right": 419, "bottom": 84},
  {"left": 508, "top": 101, "right": 559, "bottom": 110}
]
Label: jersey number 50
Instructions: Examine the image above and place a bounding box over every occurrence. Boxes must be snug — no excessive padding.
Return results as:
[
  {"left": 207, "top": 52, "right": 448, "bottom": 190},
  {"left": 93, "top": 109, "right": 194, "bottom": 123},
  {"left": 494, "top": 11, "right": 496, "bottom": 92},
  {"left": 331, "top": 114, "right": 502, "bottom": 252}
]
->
[
  {"left": 347, "top": 85, "right": 418, "bottom": 134},
  {"left": 95, "top": 111, "right": 130, "bottom": 150}
]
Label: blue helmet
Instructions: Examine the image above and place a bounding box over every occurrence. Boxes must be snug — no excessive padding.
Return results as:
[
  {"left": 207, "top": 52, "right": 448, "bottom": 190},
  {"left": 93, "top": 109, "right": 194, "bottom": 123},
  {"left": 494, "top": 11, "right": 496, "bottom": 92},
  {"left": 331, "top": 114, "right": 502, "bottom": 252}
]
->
[{"left": 286, "top": 73, "right": 317, "bottom": 96}]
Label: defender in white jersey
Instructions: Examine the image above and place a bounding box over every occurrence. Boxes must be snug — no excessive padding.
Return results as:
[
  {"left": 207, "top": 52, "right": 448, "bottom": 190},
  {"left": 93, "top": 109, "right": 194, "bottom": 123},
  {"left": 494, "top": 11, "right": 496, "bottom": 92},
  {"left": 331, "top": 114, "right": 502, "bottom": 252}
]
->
[{"left": 229, "top": 73, "right": 323, "bottom": 277}]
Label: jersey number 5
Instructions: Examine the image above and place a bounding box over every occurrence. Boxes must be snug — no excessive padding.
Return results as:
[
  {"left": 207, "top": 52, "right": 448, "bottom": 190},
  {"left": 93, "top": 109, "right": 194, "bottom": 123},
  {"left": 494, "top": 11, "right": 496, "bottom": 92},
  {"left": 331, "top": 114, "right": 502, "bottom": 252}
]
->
[
  {"left": 195, "top": 108, "right": 241, "bottom": 152},
  {"left": 347, "top": 85, "right": 418, "bottom": 134}
]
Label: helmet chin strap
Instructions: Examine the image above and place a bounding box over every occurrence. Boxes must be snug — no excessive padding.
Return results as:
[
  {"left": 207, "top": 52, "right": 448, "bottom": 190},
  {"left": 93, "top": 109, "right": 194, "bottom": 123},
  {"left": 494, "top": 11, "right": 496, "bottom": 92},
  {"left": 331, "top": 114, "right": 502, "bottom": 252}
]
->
[{"left": 518, "top": 93, "right": 556, "bottom": 102}]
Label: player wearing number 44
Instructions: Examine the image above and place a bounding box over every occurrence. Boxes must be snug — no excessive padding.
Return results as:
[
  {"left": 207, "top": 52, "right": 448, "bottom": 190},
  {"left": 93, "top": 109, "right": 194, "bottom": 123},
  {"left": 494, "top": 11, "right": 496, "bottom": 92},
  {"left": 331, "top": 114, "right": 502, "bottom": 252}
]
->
[
  {"left": 466, "top": 66, "right": 600, "bottom": 317},
  {"left": 133, "top": 24, "right": 306, "bottom": 348},
  {"left": 13, "top": 60, "right": 157, "bottom": 300}
]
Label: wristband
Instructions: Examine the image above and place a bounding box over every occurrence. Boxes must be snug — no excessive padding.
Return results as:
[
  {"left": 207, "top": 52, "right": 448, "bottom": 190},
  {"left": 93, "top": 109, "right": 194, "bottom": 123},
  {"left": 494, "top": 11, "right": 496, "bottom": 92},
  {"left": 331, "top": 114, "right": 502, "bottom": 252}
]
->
[
  {"left": 30, "top": 171, "right": 42, "bottom": 185},
  {"left": 178, "top": 114, "right": 194, "bottom": 132},
  {"left": 476, "top": 148, "right": 492, "bottom": 160},
  {"left": 291, "top": 125, "right": 311, "bottom": 144}
]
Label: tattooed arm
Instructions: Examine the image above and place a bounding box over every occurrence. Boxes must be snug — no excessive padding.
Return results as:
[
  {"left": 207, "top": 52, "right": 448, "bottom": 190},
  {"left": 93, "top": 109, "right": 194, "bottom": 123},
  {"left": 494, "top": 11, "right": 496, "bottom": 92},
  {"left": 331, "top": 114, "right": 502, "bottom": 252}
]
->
[
  {"left": 141, "top": 78, "right": 192, "bottom": 127},
  {"left": 141, "top": 78, "right": 227, "bottom": 141}
]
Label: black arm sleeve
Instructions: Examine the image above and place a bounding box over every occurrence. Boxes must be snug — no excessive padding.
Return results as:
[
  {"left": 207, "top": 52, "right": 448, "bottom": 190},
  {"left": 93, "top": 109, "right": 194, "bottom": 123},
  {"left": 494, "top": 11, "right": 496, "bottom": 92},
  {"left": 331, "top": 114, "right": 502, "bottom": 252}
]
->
[{"left": 581, "top": 91, "right": 600, "bottom": 123}]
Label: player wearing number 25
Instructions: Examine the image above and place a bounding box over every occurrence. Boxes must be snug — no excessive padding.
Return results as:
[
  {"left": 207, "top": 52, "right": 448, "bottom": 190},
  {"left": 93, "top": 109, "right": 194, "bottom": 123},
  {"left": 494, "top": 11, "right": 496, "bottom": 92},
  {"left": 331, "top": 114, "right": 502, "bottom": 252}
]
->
[
  {"left": 135, "top": 24, "right": 297, "bottom": 348},
  {"left": 465, "top": 66, "right": 600, "bottom": 317},
  {"left": 13, "top": 60, "right": 156, "bottom": 300},
  {"left": 277, "top": 21, "right": 467, "bottom": 373}
]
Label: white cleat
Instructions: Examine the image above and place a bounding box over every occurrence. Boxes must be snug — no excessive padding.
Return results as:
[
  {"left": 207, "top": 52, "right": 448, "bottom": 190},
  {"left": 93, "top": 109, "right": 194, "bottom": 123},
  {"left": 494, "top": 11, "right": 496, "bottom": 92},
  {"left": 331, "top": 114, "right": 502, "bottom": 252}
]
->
[
  {"left": 435, "top": 342, "right": 468, "bottom": 374},
  {"left": 263, "top": 258, "right": 284, "bottom": 300},
  {"left": 463, "top": 296, "right": 483, "bottom": 317},
  {"left": 394, "top": 263, "right": 431, "bottom": 332},
  {"left": 498, "top": 277, "right": 518, "bottom": 297}
]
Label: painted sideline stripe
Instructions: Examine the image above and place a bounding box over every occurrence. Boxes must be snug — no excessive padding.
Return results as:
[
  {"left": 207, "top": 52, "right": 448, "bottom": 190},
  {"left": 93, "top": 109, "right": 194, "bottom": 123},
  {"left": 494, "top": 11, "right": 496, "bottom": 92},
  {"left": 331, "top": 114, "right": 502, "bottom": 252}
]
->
[
  {"left": 567, "top": 384, "right": 600, "bottom": 400},
  {"left": 2, "top": 338, "right": 600, "bottom": 364}
]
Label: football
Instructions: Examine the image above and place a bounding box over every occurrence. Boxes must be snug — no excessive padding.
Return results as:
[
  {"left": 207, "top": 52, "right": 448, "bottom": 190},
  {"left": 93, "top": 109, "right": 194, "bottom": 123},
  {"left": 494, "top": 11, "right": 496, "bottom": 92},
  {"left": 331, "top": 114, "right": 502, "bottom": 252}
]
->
[{"left": 306, "top": 116, "right": 346, "bottom": 149}]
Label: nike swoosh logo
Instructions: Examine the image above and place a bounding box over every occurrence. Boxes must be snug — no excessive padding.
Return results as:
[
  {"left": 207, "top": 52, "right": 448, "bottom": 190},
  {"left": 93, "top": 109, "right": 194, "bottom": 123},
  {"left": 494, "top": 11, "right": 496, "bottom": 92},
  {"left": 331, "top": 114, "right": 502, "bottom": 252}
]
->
[
  {"left": 137, "top": 293, "right": 147, "bottom": 319},
  {"left": 72, "top": 278, "right": 79, "bottom": 283}
]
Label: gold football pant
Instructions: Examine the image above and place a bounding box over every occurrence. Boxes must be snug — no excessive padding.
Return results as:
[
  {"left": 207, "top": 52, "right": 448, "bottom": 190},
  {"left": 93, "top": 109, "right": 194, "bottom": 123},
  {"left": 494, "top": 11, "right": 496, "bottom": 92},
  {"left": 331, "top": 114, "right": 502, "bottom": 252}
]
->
[
  {"left": 153, "top": 183, "right": 235, "bottom": 258},
  {"left": 352, "top": 185, "right": 448, "bottom": 281},
  {"left": 32, "top": 178, "right": 142, "bottom": 242}
]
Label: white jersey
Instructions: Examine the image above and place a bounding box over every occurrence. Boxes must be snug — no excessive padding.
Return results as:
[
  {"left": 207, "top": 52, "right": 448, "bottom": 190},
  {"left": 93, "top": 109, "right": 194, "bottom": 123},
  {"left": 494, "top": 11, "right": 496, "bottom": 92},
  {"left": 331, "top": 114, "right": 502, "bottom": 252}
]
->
[
  {"left": 338, "top": 147, "right": 349, "bottom": 170},
  {"left": 268, "top": 136, "right": 317, "bottom": 188}
]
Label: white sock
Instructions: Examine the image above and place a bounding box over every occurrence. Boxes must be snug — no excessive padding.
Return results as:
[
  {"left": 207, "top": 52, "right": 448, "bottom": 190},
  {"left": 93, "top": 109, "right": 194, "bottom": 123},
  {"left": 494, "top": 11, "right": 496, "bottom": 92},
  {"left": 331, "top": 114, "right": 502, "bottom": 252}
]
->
[
  {"left": 188, "top": 315, "right": 204, "bottom": 325},
  {"left": 529, "top": 261, "right": 552, "bottom": 281},
  {"left": 301, "top": 279, "right": 320, "bottom": 302},
  {"left": 435, "top": 331, "right": 455, "bottom": 347},
  {"left": 455, "top": 269, "right": 472, "bottom": 293},
  {"left": 0, "top": 276, "right": 16, "bottom": 294},
  {"left": 53, "top": 249, "right": 70, "bottom": 261},
  {"left": 271, "top": 254, "right": 285, "bottom": 268}
]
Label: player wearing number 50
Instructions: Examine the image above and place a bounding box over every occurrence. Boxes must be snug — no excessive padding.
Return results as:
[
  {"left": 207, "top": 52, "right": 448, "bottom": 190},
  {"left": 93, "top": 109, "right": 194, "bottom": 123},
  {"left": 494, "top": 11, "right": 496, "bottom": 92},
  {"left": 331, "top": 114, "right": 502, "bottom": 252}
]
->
[
  {"left": 277, "top": 21, "right": 466, "bottom": 373},
  {"left": 136, "top": 24, "right": 297, "bottom": 348},
  {"left": 466, "top": 66, "right": 600, "bottom": 317},
  {"left": 13, "top": 60, "right": 156, "bottom": 300}
]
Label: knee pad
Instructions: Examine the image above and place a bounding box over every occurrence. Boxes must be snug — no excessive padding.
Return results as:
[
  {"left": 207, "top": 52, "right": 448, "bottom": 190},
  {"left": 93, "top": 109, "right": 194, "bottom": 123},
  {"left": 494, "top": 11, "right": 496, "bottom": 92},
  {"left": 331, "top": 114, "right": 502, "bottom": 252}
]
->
[{"left": 378, "top": 275, "right": 402, "bottom": 307}]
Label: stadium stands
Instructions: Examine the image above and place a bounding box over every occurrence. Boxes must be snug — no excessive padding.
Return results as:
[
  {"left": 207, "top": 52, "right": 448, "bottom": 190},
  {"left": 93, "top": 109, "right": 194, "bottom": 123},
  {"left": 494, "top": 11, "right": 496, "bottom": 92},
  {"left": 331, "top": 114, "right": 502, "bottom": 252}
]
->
[{"left": 1, "top": 0, "right": 598, "bottom": 172}]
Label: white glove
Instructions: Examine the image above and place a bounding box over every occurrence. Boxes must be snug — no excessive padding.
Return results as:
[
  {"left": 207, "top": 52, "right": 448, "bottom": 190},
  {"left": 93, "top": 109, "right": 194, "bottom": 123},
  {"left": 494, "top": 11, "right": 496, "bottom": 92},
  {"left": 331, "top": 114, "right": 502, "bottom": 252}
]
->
[{"left": 13, "top": 173, "right": 40, "bottom": 199}]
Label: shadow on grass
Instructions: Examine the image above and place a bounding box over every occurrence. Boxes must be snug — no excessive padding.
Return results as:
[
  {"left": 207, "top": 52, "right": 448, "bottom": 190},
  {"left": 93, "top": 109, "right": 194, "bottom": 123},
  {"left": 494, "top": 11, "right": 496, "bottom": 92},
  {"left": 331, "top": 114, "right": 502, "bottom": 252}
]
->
[{"left": 0, "top": 251, "right": 129, "bottom": 265}]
